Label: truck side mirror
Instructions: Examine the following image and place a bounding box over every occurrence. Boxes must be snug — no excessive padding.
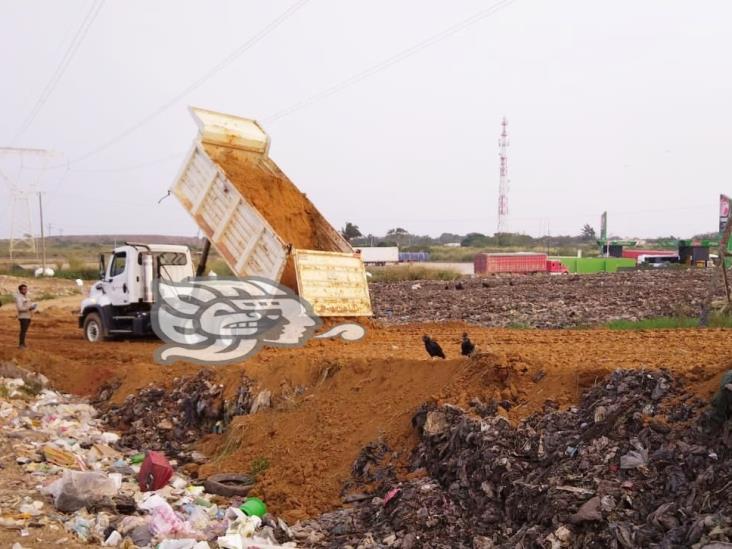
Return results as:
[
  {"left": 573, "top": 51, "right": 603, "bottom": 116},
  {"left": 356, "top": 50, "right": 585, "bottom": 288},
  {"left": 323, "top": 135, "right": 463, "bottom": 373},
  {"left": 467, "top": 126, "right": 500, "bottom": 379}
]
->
[{"left": 99, "top": 254, "right": 106, "bottom": 280}]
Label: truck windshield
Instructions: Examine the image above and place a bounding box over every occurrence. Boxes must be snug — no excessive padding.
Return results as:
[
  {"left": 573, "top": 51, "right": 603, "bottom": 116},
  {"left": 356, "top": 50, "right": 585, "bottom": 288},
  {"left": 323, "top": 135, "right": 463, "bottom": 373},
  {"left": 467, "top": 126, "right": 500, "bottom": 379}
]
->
[{"left": 110, "top": 252, "right": 126, "bottom": 277}]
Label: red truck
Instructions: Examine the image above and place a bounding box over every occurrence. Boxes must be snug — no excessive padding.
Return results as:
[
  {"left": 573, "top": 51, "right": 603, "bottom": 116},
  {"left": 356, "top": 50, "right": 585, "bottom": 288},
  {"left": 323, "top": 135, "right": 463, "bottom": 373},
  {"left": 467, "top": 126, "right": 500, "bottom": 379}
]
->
[{"left": 474, "top": 253, "right": 568, "bottom": 275}]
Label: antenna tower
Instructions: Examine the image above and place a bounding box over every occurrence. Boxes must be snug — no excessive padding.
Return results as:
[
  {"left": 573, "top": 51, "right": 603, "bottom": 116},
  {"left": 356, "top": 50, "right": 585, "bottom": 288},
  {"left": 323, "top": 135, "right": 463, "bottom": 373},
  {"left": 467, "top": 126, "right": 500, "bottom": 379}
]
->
[{"left": 497, "top": 117, "right": 510, "bottom": 234}]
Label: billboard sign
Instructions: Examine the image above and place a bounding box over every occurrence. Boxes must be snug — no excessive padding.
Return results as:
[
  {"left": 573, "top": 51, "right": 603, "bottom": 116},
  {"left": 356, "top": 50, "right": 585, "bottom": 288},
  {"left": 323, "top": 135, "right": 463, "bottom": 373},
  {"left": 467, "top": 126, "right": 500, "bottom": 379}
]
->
[{"left": 720, "top": 194, "right": 730, "bottom": 234}]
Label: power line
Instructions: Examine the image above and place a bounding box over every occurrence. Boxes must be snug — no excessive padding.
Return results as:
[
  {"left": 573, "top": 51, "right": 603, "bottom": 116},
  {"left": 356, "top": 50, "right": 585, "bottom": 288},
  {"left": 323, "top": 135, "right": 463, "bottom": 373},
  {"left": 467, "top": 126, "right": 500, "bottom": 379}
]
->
[
  {"left": 263, "top": 0, "right": 518, "bottom": 123},
  {"left": 67, "top": 0, "right": 311, "bottom": 166},
  {"left": 68, "top": 150, "right": 186, "bottom": 173},
  {"left": 42, "top": 0, "right": 511, "bottom": 172},
  {"left": 11, "top": 0, "right": 106, "bottom": 144}
]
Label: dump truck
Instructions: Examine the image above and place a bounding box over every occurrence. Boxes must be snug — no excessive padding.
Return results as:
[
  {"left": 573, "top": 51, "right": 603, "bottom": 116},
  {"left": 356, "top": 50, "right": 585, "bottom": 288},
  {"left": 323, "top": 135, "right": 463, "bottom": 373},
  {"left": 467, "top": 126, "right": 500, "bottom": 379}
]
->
[
  {"left": 79, "top": 107, "right": 372, "bottom": 342},
  {"left": 79, "top": 243, "right": 194, "bottom": 341}
]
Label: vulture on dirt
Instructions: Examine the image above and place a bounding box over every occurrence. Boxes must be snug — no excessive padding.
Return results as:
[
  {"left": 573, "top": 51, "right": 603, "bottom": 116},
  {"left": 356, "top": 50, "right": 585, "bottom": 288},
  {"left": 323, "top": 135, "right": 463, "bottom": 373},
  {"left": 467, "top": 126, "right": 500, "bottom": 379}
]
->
[
  {"left": 461, "top": 332, "right": 476, "bottom": 356},
  {"left": 422, "top": 335, "right": 446, "bottom": 359}
]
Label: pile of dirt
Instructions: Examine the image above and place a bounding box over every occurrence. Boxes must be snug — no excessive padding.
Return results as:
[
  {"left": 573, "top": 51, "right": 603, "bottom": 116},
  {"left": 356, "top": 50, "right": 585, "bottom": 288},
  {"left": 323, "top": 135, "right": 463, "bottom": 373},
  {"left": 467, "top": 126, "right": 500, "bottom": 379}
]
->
[
  {"left": 101, "top": 370, "right": 252, "bottom": 463},
  {"left": 295, "top": 369, "right": 732, "bottom": 547},
  {"left": 198, "top": 354, "right": 530, "bottom": 522},
  {"left": 371, "top": 269, "right": 723, "bottom": 328},
  {"left": 203, "top": 144, "right": 349, "bottom": 253}
]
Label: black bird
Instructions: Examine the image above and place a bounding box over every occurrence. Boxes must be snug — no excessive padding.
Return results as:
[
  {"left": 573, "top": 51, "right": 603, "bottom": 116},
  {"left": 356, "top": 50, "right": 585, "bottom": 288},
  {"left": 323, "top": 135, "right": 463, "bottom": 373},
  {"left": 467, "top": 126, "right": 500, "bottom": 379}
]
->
[
  {"left": 461, "top": 332, "right": 475, "bottom": 356},
  {"left": 422, "top": 335, "right": 446, "bottom": 359},
  {"left": 455, "top": 281, "right": 465, "bottom": 290}
]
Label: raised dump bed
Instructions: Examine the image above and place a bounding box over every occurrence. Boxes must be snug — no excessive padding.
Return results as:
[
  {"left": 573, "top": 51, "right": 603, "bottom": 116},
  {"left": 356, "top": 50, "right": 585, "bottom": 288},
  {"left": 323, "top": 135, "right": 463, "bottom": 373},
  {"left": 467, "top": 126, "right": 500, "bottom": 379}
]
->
[{"left": 171, "top": 107, "right": 372, "bottom": 317}]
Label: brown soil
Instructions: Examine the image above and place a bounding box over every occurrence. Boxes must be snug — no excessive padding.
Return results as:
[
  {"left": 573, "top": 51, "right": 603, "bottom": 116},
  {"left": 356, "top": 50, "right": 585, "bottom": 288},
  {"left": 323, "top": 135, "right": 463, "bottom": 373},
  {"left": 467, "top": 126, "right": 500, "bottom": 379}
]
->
[
  {"left": 203, "top": 144, "right": 350, "bottom": 253},
  {"left": 2, "top": 286, "right": 732, "bottom": 522}
]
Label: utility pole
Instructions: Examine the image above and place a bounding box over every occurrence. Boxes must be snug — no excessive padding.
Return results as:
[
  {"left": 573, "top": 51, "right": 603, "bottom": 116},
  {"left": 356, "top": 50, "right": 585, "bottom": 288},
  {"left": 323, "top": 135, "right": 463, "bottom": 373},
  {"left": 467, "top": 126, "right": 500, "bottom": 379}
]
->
[
  {"left": 497, "top": 117, "right": 510, "bottom": 236},
  {"left": 38, "top": 192, "right": 47, "bottom": 274}
]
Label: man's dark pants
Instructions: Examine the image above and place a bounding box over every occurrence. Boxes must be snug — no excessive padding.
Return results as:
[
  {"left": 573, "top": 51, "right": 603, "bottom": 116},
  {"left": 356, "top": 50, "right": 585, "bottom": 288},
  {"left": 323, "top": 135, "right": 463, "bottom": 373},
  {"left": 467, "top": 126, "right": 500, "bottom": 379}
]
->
[{"left": 18, "top": 319, "right": 31, "bottom": 347}]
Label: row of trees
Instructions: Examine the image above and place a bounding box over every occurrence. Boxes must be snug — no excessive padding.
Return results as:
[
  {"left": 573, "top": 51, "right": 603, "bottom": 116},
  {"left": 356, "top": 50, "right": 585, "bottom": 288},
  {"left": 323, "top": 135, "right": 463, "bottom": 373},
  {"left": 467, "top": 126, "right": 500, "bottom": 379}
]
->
[{"left": 341, "top": 222, "right": 601, "bottom": 248}]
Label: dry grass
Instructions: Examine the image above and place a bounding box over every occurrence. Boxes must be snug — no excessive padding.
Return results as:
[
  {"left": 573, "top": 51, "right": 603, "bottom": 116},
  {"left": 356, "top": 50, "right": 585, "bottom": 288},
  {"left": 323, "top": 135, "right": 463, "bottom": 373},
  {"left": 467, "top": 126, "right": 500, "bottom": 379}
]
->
[{"left": 368, "top": 265, "right": 461, "bottom": 282}]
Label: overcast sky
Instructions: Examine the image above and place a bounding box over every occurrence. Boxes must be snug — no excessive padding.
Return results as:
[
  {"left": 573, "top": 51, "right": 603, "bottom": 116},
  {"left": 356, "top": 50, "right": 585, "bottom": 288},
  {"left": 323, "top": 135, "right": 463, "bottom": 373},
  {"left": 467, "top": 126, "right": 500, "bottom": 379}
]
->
[{"left": 1, "top": 0, "right": 730, "bottom": 241}]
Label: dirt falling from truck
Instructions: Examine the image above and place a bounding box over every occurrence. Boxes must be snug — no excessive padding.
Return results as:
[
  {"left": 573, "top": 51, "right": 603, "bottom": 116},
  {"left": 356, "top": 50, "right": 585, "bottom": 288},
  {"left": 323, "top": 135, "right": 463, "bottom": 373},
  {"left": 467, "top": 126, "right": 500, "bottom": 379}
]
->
[{"left": 203, "top": 144, "right": 349, "bottom": 253}]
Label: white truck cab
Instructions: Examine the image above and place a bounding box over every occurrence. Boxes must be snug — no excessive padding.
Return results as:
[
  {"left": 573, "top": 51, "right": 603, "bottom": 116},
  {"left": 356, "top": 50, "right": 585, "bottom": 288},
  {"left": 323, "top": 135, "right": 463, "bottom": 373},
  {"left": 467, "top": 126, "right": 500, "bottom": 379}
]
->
[{"left": 79, "top": 243, "right": 194, "bottom": 342}]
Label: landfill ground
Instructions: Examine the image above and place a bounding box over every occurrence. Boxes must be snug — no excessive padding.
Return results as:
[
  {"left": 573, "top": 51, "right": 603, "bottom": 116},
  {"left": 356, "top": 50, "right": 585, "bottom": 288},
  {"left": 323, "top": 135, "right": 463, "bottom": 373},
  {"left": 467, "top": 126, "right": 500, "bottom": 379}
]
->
[
  {"left": 371, "top": 268, "right": 724, "bottom": 328},
  {"left": 1, "top": 270, "right": 732, "bottom": 546}
]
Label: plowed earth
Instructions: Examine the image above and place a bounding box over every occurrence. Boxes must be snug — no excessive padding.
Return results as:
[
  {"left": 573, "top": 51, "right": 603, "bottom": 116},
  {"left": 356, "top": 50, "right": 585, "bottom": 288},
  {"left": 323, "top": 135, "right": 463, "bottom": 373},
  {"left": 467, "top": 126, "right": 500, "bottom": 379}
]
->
[{"left": 1, "top": 274, "right": 731, "bottom": 522}]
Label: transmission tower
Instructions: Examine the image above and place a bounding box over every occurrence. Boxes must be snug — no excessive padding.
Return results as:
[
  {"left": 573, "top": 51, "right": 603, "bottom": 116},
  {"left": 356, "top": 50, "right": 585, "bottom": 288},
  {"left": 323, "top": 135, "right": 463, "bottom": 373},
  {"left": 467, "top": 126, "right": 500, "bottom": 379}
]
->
[
  {"left": 9, "top": 191, "right": 37, "bottom": 260},
  {"left": 0, "top": 147, "right": 59, "bottom": 263},
  {"left": 497, "top": 117, "right": 510, "bottom": 234}
]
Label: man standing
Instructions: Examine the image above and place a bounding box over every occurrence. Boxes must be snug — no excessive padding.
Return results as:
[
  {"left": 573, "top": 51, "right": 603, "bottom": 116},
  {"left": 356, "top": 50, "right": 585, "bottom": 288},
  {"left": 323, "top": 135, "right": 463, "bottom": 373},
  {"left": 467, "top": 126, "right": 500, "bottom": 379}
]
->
[{"left": 15, "top": 284, "right": 36, "bottom": 349}]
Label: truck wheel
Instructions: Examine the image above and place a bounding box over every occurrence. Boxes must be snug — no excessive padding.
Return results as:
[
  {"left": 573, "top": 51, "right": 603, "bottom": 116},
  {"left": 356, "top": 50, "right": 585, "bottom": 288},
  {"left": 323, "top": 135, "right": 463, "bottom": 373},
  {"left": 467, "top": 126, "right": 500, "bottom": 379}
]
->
[{"left": 83, "top": 312, "right": 106, "bottom": 342}]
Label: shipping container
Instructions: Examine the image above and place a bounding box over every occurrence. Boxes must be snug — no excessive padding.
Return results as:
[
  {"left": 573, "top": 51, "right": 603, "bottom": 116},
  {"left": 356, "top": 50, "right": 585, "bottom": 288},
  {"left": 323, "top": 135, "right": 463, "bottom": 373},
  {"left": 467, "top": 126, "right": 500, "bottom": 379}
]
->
[
  {"left": 171, "top": 107, "right": 372, "bottom": 317},
  {"left": 558, "top": 257, "right": 636, "bottom": 274},
  {"left": 399, "top": 251, "right": 430, "bottom": 262},
  {"left": 474, "top": 253, "right": 548, "bottom": 274},
  {"left": 354, "top": 246, "right": 399, "bottom": 265}
]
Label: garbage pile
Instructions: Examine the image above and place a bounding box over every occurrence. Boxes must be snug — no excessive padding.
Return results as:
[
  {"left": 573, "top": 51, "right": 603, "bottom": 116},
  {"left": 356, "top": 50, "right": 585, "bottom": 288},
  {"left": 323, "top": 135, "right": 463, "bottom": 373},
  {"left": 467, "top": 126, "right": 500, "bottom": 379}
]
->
[
  {"left": 371, "top": 269, "right": 721, "bottom": 328},
  {"left": 0, "top": 364, "right": 295, "bottom": 548},
  {"left": 101, "top": 371, "right": 253, "bottom": 463},
  {"left": 295, "top": 369, "right": 732, "bottom": 548}
]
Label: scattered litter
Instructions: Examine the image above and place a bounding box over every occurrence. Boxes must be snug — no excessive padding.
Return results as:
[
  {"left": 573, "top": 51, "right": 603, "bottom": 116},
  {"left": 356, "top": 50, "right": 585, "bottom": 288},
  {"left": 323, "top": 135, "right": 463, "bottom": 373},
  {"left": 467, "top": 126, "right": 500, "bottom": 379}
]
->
[{"left": 0, "top": 366, "right": 295, "bottom": 547}]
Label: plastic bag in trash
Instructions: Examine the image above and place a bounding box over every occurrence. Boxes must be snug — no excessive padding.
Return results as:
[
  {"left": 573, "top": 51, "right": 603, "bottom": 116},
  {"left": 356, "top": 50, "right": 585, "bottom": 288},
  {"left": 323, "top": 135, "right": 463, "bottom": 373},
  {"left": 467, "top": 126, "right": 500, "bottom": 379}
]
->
[
  {"left": 139, "top": 494, "right": 192, "bottom": 537},
  {"left": 187, "top": 505, "right": 211, "bottom": 530},
  {"left": 158, "top": 540, "right": 210, "bottom": 549},
  {"left": 42, "top": 470, "right": 120, "bottom": 512},
  {"left": 225, "top": 507, "right": 261, "bottom": 536},
  {"left": 217, "top": 534, "right": 292, "bottom": 549},
  {"left": 620, "top": 448, "right": 648, "bottom": 469}
]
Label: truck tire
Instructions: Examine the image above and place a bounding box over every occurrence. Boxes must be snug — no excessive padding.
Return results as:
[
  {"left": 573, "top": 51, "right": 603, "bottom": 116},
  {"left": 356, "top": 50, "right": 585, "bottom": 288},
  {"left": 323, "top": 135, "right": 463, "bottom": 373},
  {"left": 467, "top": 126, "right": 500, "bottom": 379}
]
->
[
  {"left": 83, "top": 312, "right": 106, "bottom": 343},
  {"left": 203, "top": 473, "right": 255, "bottom": 497}
]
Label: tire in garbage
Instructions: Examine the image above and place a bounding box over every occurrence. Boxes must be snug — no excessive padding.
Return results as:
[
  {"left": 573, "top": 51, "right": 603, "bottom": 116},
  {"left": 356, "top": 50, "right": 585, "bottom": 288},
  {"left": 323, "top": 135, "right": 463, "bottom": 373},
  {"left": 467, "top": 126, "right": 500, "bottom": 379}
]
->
[{"left": 203, "top": 473, "right": 255, "bottom": 497}]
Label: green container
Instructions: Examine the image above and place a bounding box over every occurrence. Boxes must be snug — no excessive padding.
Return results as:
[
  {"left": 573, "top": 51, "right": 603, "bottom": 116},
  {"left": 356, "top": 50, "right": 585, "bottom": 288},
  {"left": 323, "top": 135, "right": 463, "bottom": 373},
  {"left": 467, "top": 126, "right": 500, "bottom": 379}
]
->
[
  {"left": 240, "top": 497, "right": 267, "bottom": 518},
  {"left": 557, "top": 257, "right": 636, "bottom": 274}
]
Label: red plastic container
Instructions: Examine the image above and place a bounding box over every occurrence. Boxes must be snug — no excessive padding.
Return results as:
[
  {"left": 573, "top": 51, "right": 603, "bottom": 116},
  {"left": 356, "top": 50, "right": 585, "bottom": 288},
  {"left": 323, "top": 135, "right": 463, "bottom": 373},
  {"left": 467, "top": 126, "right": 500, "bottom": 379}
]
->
[
  {"left": 138, "top": 451, "right": 173, "bottom": 492},
  {"left": 474, "top": 253, "right": 548, "bottom": 275}
]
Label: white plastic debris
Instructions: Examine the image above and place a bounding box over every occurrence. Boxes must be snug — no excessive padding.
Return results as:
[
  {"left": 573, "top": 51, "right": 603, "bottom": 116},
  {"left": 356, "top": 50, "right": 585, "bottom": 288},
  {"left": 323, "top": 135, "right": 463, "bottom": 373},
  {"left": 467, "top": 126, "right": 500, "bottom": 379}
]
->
[
  {"left": 158, "top": 540, "right": 210, "bottom": 549},
  {"left": 102, "top": 530, "right": 122, "bottom": 546}
]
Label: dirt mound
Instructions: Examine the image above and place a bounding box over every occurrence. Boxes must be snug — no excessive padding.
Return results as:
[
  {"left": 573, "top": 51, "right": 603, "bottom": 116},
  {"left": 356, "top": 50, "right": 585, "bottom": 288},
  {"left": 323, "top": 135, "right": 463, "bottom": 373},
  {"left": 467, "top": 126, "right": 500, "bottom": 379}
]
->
[
  {"left": 372, "top": 269, "right": 723, "bottom": 327},
  {"left": 198, "top": 353, "right": 524, "bottom": 522},
  {"left": 296, "top": 369, "right": 732, "bottom": 547}
]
